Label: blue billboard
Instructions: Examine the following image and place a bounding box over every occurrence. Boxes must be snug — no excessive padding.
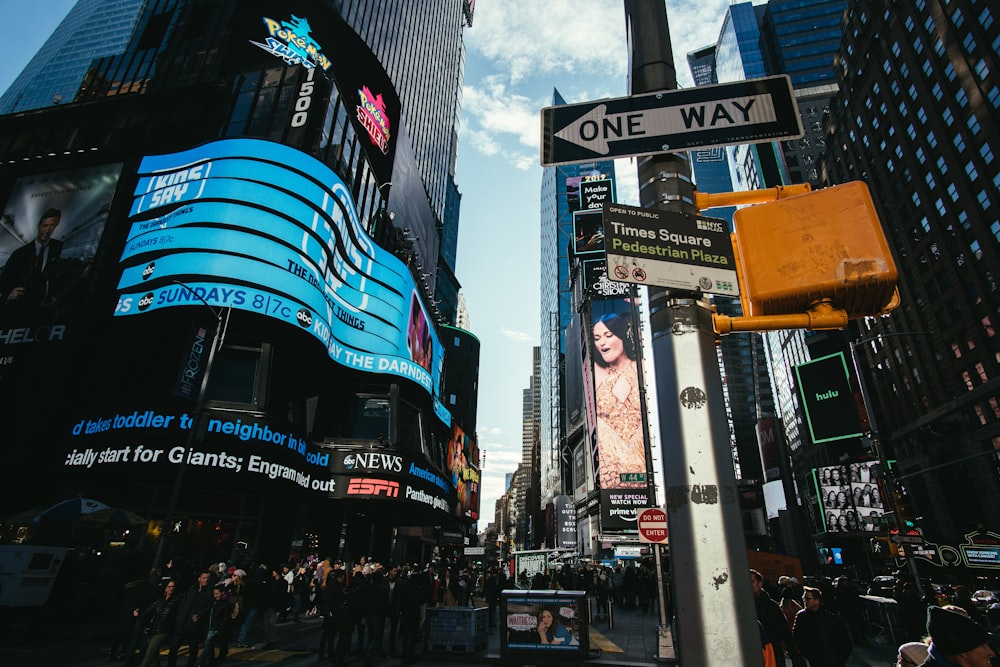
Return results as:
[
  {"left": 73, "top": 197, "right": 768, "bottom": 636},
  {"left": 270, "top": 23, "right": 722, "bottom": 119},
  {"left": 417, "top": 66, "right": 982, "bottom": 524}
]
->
[{"left": 114, "top": 138, "right": 448, "bottom": 424}]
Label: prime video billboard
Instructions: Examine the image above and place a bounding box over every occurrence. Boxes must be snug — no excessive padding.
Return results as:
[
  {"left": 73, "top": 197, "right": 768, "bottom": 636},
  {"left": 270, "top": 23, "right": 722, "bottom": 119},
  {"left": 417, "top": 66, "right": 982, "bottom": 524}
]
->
[{"left": 114, "top": 138, "right": 449, "bottom": 424}]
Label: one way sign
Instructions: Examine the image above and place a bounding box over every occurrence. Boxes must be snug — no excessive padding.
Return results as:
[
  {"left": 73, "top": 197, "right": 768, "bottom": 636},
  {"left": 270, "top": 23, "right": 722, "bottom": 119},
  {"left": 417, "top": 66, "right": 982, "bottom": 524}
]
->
[{"left": 541, "top": 75, "right": 802, "bottom": 166}]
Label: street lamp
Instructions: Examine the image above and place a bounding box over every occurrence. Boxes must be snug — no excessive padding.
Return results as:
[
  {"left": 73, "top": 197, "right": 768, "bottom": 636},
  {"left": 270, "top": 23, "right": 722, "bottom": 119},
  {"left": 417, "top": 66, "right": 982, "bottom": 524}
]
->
[{"left": 149, "top": 280, "right": 229, "bottom": 571}]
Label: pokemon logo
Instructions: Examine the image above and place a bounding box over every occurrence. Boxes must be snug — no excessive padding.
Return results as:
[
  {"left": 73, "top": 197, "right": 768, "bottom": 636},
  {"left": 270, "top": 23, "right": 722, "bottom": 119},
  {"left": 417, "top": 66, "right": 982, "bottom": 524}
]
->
[
  {"left": 250, "top": 14, "right": 331, "bottom": 71},
  {"left": 356, "top": 85, "right": 391, "bottom": 154}
]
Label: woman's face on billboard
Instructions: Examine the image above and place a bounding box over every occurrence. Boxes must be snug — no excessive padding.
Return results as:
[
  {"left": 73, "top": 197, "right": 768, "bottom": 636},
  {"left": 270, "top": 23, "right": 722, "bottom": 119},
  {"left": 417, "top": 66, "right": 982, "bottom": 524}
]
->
[{"left": 593, "top": 322, "right": 624, "bottom": 365}]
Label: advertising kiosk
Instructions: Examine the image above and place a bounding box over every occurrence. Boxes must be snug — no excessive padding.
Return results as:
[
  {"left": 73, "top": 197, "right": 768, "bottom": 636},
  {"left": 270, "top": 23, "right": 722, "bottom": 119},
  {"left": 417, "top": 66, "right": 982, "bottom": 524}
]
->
[{"left": 500, "top": 589, "right": 590, "bottom": 658}]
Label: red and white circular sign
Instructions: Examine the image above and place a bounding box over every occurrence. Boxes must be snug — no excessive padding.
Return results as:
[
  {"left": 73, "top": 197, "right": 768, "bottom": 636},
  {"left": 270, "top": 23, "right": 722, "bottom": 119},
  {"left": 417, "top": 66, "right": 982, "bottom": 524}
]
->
[{"left": 637, "top": 507, "right": 668, "bottom": 544}]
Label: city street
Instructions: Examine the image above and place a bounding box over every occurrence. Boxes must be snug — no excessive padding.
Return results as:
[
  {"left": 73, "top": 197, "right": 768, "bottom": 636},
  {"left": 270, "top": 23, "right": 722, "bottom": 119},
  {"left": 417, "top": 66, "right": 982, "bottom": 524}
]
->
[{"left": 0, "top": 603, "right": 900, "bottom": 667}]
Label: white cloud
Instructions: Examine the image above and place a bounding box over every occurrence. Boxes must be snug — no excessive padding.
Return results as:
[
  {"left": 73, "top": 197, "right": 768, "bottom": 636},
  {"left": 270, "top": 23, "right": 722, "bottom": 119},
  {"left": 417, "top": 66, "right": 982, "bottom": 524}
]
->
[
  {"left": 500, "top": 326, "right": 534, "bottom": 342},
  {"left": 463, "top": 76, "right": 540, "bottom": 148},
  {"left": 467, "top": 0, "right": 628, "bottom": 84}
]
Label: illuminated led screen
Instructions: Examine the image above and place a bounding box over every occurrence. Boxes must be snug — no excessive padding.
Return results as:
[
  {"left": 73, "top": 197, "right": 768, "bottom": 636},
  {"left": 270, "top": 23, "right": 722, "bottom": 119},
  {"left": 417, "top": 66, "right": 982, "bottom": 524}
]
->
[{"left": 114, "top": 138, "right": 448, "bottom": 424}]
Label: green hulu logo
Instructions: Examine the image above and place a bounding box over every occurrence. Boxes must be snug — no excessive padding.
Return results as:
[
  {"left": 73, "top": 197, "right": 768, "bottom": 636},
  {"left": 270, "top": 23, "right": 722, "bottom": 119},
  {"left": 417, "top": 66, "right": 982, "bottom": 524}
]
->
[{"left": 816, "top": 390, "right": 839, "bottom": 400}]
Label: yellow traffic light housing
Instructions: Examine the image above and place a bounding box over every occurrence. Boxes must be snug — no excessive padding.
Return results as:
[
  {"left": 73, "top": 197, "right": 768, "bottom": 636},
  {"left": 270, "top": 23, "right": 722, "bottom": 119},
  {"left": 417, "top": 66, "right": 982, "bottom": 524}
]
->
[{"left": 714, "top": 181, "right": 900, "bottom": 334}]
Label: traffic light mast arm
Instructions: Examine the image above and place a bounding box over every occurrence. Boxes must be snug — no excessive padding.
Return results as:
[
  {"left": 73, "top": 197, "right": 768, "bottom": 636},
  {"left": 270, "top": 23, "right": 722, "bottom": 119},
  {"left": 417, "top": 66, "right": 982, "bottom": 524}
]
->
[
  {"left": 713, "top": 298, "right": 849, "bottom": 334},
  {"left": 694, "top": 183, "right": 812, "bottom": 210}
]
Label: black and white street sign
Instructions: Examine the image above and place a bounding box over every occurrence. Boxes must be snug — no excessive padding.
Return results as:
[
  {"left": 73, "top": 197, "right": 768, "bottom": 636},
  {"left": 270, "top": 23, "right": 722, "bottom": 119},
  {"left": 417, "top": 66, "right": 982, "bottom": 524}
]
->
[
  {"left": 602, "top": 203, "right": 739, "bottom": 296},
  {"left": 541, "top": 75, "right": 802, "bottom": 166}
]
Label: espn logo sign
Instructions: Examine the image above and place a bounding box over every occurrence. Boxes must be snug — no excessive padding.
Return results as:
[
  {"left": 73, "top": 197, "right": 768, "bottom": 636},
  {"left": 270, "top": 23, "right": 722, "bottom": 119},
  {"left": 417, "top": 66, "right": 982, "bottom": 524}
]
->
[{"left": 346, "top": 478, "right": 399, "bottom": 497}]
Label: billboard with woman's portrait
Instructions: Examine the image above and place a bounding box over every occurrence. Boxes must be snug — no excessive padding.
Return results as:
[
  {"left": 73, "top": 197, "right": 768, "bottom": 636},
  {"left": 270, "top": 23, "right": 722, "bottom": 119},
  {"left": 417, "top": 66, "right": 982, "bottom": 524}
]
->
[
  {"left": 587, "top": 299, "right": 648, "bottom": 491},
  {"left": 501, "top": 591, "right": 588, "bottom": 655}
]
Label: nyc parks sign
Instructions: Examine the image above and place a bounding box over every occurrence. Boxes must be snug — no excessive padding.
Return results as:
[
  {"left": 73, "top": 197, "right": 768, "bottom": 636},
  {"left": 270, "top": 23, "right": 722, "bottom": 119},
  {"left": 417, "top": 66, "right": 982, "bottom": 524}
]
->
[{"left": 541, "top": 75, "right": 802, "bottom": 166}]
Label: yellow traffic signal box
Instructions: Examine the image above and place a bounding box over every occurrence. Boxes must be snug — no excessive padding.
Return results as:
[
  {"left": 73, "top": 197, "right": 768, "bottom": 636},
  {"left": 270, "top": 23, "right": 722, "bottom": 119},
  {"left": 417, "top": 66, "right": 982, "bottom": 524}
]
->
[{"left": 731, "top": 181, "right": 899, "bottom": 319}]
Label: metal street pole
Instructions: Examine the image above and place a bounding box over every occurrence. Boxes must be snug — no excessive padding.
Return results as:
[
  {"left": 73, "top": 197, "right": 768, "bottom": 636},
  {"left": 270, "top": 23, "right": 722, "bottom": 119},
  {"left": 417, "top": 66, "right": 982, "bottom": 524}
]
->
[
  {"left": 149, "top": 282, "right": 228, "bottom": 572},
  {"left": 625, "top": 2, "right": 761, "bottom": 664},
  {"left": 848, "top": 334, "right": 927, "bottom": 599}
]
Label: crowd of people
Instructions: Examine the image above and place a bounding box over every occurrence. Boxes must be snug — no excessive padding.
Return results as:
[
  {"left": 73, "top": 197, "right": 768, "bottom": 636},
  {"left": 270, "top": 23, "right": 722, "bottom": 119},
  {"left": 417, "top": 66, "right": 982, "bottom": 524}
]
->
[
  {"left": 100, "top": 553, "right": 1000, "bottom": 667},
  {"left": 105, "top": 555, "right": 511, "bottom": 667},
  {"left": 102, "top": 555, "right": 677, "bottom": 667},
  {"left": 749, "top": 570, "right": 1000, "bottom": 667}
]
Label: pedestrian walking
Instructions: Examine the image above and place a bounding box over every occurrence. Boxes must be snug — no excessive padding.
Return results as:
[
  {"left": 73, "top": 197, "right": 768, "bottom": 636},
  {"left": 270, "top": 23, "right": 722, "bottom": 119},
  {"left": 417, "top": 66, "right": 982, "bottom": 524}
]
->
[
  {"left": 136, "top": 579, "right": 181, "bottom": 667},
  {"left": 793, "top": 585, "right": 853, "bottom": 667},
  {"left": 194, "top": 585, "right": 232, "bottom": 667}
]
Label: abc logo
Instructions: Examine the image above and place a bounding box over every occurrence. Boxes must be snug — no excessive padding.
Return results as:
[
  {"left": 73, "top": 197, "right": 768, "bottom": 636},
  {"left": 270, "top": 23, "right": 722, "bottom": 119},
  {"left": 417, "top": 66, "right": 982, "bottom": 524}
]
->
[
  {"left": 142, "top": 262, "right": 156, "bottom": 280},
  {"left": 296, "top": 309, "right": 312, "bottom": 327},
  {"left": 137, "top": 292, "right": 155, "bottom": 311},
  {"left": 343, "top": 454, "right": 356, "bottom": 469}
]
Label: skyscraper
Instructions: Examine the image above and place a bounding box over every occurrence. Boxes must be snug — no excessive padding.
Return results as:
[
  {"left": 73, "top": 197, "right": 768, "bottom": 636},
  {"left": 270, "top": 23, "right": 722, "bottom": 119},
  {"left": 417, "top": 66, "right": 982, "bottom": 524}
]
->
[
  {"left": 538, "top": 88, "right": 617, "bottom": 512},
  {"left": 0, "top": 0, "right": 476, "bottom": 566},
  {"left": 0, "top": 0, "right": 146, "bottom": 114},
  {"left": 823, "top": 0, "right": 1000, "bottom": 545}
]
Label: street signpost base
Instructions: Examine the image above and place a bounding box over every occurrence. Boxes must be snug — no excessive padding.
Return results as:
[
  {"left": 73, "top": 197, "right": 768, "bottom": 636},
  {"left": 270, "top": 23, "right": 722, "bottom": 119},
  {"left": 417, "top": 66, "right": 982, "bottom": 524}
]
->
[{"left": 657, "top": 623, "right": 677, "bottom": 663}]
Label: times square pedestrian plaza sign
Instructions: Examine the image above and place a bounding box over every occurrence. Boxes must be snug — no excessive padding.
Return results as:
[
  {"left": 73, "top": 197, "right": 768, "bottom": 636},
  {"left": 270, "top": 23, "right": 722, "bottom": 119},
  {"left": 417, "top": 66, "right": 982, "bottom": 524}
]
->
[{"left": 601, "top": 202, "right": 738, "bottom": 297}]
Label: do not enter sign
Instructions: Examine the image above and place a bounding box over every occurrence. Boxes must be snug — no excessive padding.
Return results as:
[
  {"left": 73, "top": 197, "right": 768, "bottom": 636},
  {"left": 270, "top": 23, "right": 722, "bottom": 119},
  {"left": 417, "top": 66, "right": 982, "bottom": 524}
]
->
[{"left": 638, "top": 507, "right": 668, "bottom": 544}]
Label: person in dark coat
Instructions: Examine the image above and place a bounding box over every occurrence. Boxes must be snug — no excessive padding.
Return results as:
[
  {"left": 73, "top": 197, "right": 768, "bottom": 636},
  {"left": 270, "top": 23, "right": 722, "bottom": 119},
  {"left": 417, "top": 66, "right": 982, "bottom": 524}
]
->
[
  {"left": 362, "top": 566, "right": 390, "bottom": 665},
  {"left": 194, "top": 584, "right": 232, "bottom": 666},
  {"left": 751, "top": 569, "right": 806, "bottom": 667},
  {"left": 398, "top": 569, "right": 426, "bottom": 665},
  {"left": 921, "top": 605, "right": 995, "bottom": 665},
  {"left": 317, "top": 565, "right": 339, "bottom": 660},
  {"left": 168, "top": 570, "right": 214, "bottom": 667},
  {"left": 136, "top": 579, "right": 181, "bottom": 667},
  {"left": 233, "top": 566, "right": 264, "bottom": 647},
  {"left": 792, "top": 586, "right": 853, "bottom": 667},
  {"left": 324, "top": 568, "right": 357, "bottom": 667},
  {"left": 122, "top": 571, "right": 164, "bottom": 667},
  {"left": 262, "top": 566, "right": 287, "bottom": 648},
  {"left": 0, "top": 207, "right": 63, "bottom": 317},
  {"left": 386, "top": 566, "right": 403, "bottom": 655},
  {"left": 484, "top": 567, "right": 501, "bottom": 628}
]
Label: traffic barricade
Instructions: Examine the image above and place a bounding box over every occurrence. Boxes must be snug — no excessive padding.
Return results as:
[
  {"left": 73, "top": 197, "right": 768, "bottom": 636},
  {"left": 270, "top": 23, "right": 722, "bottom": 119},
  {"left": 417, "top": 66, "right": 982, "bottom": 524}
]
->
[{"left": 425, "top": 605, "right": 489, "bottom": 653}]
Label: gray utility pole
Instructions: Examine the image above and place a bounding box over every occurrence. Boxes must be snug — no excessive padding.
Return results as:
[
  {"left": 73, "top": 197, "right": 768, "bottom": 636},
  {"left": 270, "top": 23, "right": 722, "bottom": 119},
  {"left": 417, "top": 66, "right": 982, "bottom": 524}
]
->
[{"left": 625, "top": 2, "right": 761, "bottom": 664}]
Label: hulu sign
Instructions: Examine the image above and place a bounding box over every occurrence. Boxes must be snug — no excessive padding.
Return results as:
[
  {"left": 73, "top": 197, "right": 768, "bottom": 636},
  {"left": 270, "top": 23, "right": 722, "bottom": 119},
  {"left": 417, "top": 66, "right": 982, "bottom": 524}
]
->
[{"left": 794, "top": 352, "right": 864, "bottom": 444}]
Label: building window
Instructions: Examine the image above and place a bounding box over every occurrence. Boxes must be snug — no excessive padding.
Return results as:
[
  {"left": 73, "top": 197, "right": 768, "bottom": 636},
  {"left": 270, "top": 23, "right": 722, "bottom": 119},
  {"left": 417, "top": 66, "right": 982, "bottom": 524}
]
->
[
  {"left": 977, "top": 363, "right": 988, "bottom": 383},
  {"left": 972, "top": 240, "right": 983, "bottom": 260},
  {"left": 978, "top": 190, "right": 991, "bottom": 210},
  {"left": 952, "top": 342, "right": 962, "bottom": 358},
  {"left": 207, "top": 344, "right": 269, "bottom": 407},
  {"left": 986, "top": 316, "right": 996, "bottom": 337},
  {"left": 351, "top": 394, "right": 390, "bottom": 440},
  {"left": 937, "top": 156, "right": 948, "bottom": 173},
  {"left": 965, "top": 161, "right": 979, "bottom": 181},
  {"left": 943, "top": 108, "right": 954, "bottom": 125},
  {"left": 975, "top": 60, "right": 990, "bottom": 82},
  {"left": 963, "top": 371, "right": 975, "bottom": 391},
  {"left": 954, "top": 133, "right": 967, "bottom": 152},
  {"left": 928, "top": 131, "right": 937, "bottom": 148},
  {"left": 947, "top": 184, "right": 959, "bottom": 202}
]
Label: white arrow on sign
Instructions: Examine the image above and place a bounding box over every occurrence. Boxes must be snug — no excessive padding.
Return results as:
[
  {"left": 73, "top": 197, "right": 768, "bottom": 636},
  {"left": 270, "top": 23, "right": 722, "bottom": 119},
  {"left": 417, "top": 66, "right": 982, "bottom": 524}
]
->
[{"left": 555, "top": 95, "right": 778, "bottom": 156}]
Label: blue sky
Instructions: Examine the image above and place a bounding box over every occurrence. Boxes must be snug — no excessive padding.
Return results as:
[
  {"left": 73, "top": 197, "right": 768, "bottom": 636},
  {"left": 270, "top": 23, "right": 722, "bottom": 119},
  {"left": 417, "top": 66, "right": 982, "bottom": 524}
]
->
[{"left": 0, "top": 0, "right": 739, "bottom": 528}]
